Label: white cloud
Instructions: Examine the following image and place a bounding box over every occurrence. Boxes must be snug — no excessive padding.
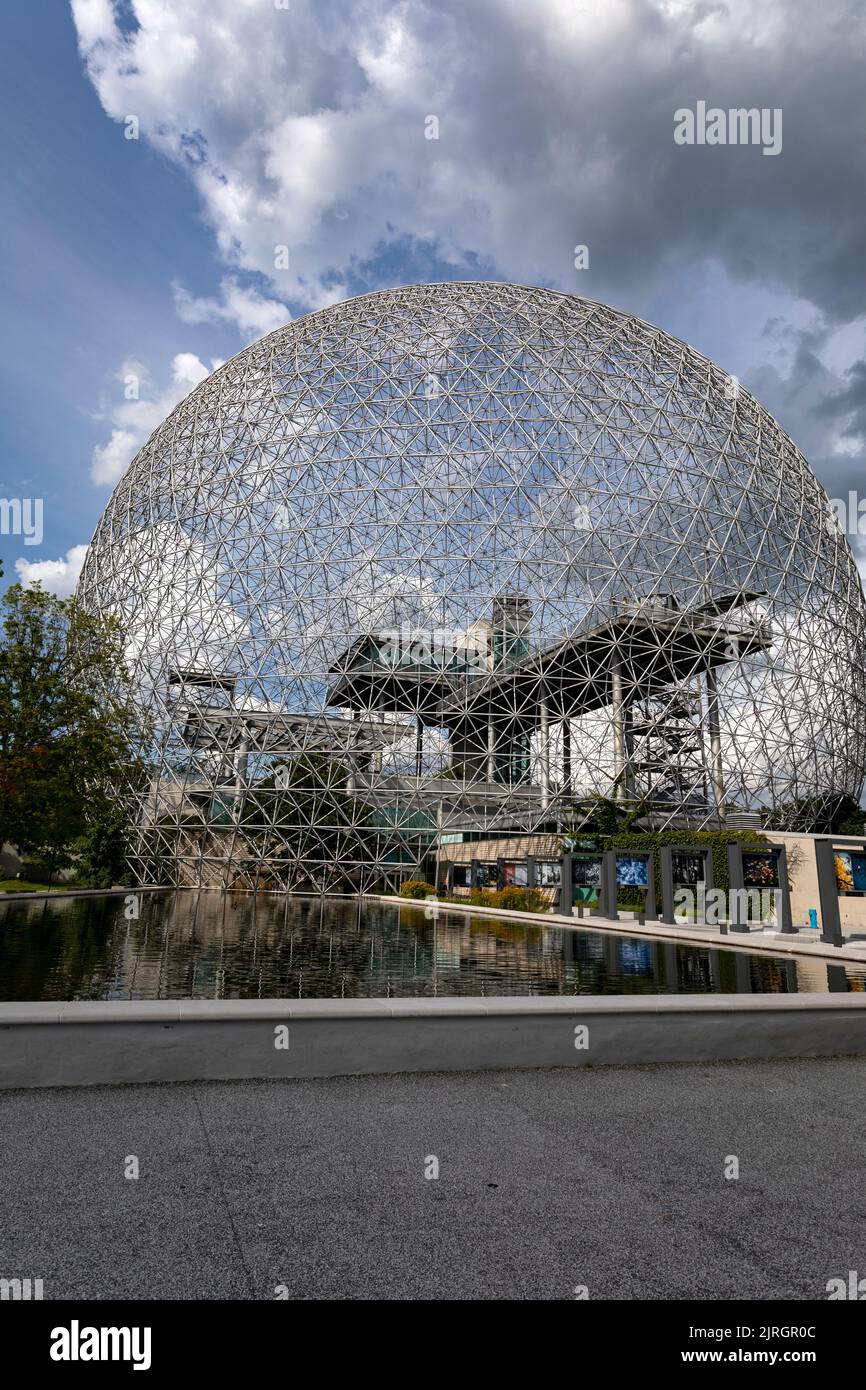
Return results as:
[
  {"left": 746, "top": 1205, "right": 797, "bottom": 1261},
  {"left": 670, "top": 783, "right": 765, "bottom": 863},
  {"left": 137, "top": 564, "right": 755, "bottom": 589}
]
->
[
  {"left": 116, "top": 523, "right": 248, "bottom": 676},
  {"left": 90, "top": 352, "right": 213, "bottom": 486},
  {"left": 15, "top": 544, "right": 89, "bottom": 598},
  {"left": 71, "top": 0, "right": 866, "bottom": 545},
  {"left": 69, "top": 0, "right": 866, "bottom": 324},
  {"left": 173, "top": 277, "right": 289, "bottom": 341}
]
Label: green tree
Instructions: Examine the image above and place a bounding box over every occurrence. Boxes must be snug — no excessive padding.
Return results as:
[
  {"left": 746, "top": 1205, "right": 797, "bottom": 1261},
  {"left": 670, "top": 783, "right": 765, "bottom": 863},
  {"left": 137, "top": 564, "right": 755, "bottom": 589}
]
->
[
  {"left": 563, "top": 792, "right": 651, "bottom": 841},
  {"left": 0, "top": 583, "right": 147, "bottom": 883},
  {"left": 765, "top": 792, "right": 865, "bottom": 835}
]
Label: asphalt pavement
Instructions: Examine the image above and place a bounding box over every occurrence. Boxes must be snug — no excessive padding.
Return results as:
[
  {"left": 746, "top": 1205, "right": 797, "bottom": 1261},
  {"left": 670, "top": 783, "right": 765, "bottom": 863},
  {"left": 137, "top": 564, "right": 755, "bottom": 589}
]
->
[{"left": 1, "top": 1057, "right": 864, "bottom": 1300}]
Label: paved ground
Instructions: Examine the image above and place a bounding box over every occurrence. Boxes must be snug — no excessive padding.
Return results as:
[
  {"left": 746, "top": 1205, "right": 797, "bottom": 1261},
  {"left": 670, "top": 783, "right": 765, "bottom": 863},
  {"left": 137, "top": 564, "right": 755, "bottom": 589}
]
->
[{"left": 1, "top": 1058, "right": 864, "bottom": 1301}]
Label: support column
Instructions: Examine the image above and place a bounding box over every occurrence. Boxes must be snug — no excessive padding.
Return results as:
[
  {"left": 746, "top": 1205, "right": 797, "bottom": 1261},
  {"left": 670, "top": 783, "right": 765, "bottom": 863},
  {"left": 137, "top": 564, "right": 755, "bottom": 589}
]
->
[
  {"left": 660, "top": 846, "right": 675, "bottom": 924},
  {"left": 370, "top": 710, "right": 383, "bottom": 775},
  {"left": 345, "top": 709, "right": 355, "bottom": 795},
  {"left": 775, "top": 844, "right": 795, "bottom": 934},
  {"left": 562, "top": 718, "right": 571, "bottom": 794},
  {"left": 602, "top": 849, "right": 619, "bottom": 921},
  {"left": 233, "top": 738, "right": 249, "bottom": 824},
  {"left": 559, "top": 853, "right": 573, "bottom": 918},
  {"left": 623, "top": 704, "right": 635, "bottom": 799},
  {"left": 645, "top": 854, "right": 657, "bottom": 923},
  {"left": 234, "top": 738, "right": 249, "bottom": 792},
  {"left": 611, "top": 659, "right": 626, "bottom": 802},
  {"left": 815, "top": 838, "right": 845, "bottom": 947},
  {"left": 726, "top": 843, "right": 748, "bottom": 934},
  {"left": 434, "top": 800, "right": 444, "bottom": 894},
  {"left": 539, "top": 698, "right": 550, "bottom": 811},
  {"left": 415, "top": 721, "right": 424, "bottom": 778},
  {"left": 705, "top": 667, "right": 726, "bottom": 823}
]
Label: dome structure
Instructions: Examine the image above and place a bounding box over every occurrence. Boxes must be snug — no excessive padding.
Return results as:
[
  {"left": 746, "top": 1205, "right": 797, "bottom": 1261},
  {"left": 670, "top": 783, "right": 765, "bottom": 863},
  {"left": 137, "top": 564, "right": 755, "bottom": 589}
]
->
[{"left": 78, "top": 282, "right": 866, "bottom": 890}]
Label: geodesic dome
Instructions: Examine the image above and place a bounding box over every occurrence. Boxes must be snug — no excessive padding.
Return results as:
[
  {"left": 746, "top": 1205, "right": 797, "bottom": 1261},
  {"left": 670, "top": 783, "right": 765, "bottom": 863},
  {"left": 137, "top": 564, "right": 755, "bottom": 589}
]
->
[{"left": 78, "top": 281, "right": 866, "bottom": 890}]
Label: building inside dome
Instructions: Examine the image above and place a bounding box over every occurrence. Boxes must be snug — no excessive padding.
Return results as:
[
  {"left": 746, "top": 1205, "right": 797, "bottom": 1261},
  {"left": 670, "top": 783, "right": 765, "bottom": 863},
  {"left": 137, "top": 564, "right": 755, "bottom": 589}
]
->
[{"left": 77, "top": 281, "right": 866, "bottom": 891}]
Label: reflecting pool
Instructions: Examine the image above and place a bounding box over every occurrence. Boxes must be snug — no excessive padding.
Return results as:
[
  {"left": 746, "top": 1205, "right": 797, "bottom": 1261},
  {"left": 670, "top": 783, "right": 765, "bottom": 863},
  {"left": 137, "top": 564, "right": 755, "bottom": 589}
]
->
[{"left": 0, "top": 891, "right": 863, "bottom": 1001}]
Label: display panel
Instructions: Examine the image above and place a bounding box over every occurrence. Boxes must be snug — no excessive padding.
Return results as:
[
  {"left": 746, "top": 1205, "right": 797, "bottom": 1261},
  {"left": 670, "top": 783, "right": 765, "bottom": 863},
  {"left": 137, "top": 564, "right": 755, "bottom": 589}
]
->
[
  {"left": 616, "top": 855, "right": 649, "bottom": 888},
  {"left": 833, "top": 850, "right": 866, "bottom": 894},
  {"left": 536, "top": 861, "right": 561, "bottom": 887},
  {"left": 741, "top": 852, "right": 779, "bottom": 888},
  {"left": 671, "top": 851, "right": 704, "bottom": 886},
  {"left": 501, "top": 862, "right": 528, "bottom": 887},
  {"left": 474, "top": 862, "right": 498, "bottom": 888},
  {"left": 572, "top": 856, "right": 602, "bottom": 887}
]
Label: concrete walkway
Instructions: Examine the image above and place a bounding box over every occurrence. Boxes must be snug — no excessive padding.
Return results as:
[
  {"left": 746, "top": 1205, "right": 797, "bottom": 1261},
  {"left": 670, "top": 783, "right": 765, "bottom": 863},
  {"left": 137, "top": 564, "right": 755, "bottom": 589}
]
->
[
  {"left": 386, "top": 895, "right": 866, "bottom": 966},
  {"left": 1, "top": 1058, "right": 864, "bottom": 1300}
]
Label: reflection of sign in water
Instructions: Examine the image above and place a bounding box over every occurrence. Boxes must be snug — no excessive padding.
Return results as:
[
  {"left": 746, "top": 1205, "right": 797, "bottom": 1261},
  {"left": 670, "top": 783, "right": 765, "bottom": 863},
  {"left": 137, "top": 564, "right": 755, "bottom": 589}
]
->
[
  {"left": 618, "top": 940, "right": 654, "bottom": 975},
  {"left": 573, "top": 857, "right": 602, "bottom": 887},
  {"left": 616, "top": 856, "right": 649, "bottom": 888},
  {"left": 741, "top": 852, "right": 778, "bottom": 888},
  {"left": 672, "top": 852, "right": 704, "bottom": 887}
]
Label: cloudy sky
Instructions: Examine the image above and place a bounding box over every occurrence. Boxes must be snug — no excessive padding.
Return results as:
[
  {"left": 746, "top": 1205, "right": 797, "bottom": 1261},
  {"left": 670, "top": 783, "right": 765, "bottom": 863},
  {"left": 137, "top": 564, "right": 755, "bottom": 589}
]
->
[{"left": 2, "top": 0, "right": 865, "bottom": 594}]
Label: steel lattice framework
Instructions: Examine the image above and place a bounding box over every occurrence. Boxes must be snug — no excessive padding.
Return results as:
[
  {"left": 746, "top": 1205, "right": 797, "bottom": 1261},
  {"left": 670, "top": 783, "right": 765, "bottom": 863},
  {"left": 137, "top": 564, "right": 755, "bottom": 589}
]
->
[{"left": 78, "top": 282, "right": 866, "bottom": 891}]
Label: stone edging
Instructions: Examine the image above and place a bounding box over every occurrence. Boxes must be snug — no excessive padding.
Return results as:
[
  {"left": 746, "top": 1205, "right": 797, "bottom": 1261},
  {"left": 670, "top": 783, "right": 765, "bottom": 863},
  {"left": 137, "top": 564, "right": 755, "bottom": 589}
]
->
[
  {"left": 2, "top": 992, "right": 866, "bottom": 1090},
  {"left": 377, "top": 895, "right": 866, "bottom": 965}
]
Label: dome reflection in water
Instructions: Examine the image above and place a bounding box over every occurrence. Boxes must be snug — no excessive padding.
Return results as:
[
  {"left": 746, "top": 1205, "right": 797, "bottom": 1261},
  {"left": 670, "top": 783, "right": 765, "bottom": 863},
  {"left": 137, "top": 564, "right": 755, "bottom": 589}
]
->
[{"left": 0, "top": 893, "right": 862, "bottom": 1002}]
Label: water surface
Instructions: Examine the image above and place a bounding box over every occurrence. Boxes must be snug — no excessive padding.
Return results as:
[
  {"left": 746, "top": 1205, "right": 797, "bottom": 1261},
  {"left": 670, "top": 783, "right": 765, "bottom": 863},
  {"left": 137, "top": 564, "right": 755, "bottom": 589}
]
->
[{"left": 0, "top": 891, "right": 862, "bottom": 1001}]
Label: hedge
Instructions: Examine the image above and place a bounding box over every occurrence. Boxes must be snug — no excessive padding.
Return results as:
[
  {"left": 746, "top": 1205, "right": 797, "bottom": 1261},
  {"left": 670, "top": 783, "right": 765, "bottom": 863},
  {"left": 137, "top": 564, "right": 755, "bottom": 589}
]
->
[{"left": 607, "top": 828, "right": 770, "bottom": 913}]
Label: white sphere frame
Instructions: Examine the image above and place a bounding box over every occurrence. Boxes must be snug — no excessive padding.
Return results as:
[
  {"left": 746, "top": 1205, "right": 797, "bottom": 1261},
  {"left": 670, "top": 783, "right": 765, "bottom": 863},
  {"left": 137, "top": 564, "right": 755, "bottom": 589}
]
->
[{"left": 78, "top": 282, "right": 866, "bottom": 890}]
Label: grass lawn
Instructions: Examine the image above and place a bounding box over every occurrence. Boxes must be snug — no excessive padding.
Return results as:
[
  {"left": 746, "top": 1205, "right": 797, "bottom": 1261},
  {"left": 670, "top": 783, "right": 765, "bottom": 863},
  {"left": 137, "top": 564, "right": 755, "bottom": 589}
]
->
[{"left": 0, "top": 880, "right": 76, "bottom": 893}]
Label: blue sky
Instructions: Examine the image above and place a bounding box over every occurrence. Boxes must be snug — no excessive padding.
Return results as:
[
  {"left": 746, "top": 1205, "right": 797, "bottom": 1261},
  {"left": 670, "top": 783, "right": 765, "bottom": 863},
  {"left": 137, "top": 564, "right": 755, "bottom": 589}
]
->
[
  {"left": 0, "top": 2, "right": 246, "bottom": 587},
  {"left": 2, "top": 0, "right": 866, "bottom": 593}
]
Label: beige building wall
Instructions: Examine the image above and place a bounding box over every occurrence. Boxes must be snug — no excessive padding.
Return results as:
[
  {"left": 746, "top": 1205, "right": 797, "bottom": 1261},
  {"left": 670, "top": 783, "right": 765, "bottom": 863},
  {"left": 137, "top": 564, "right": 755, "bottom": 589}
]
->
[
  {"left": 765, "top": 831, "right": 866, "bottom": 931},
  {"left": 441, "top": 833, "right": 562, "bottom": 868},
  {"left": 441, "top": 830, "right": 866, "bottom": 933}
]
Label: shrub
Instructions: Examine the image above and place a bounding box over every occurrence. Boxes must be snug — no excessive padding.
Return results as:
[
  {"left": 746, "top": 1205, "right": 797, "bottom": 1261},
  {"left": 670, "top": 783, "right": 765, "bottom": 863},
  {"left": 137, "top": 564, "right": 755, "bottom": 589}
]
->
[
  {"left": 400, "top": 879, "right": 436, "bottom": 899},
  {"left": 495, "top": 885, "right": 548, "bottom": 913},
  {"left": 465, "top": 886, "right": 547, "bottom": 913}
]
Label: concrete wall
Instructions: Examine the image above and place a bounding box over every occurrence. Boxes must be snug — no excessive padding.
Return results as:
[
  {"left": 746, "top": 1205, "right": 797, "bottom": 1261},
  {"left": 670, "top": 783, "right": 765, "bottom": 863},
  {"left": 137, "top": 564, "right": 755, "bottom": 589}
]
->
[{"left": 3, "top": 995, "right": 866, "bottom": 1089}]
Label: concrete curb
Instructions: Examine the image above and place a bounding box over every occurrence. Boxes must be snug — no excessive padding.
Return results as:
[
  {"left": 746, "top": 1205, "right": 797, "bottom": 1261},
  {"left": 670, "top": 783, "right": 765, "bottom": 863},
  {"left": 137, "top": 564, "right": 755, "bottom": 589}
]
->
[
  {"left": 0, "top": 886, "right": 174, "bottom": 904},
  {"left": 378, "top": 895, "right": 866, "bottom": 965},
  {"left": 2, "top": 993, "right": 866, "bottom": 1089}
]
